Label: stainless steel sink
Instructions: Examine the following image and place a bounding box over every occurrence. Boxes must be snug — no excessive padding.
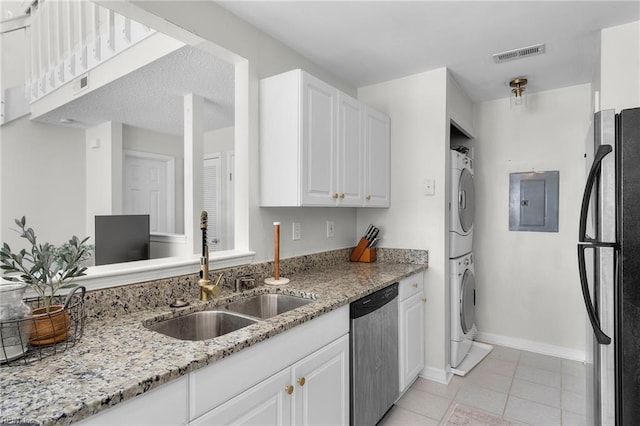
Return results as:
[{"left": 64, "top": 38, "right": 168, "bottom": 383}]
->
[
  {"left": 224, "top": 293, "right": 313, "bottom": 319},
  {"left": 147, "top": 310, "right": 258, "bottom": 341}
]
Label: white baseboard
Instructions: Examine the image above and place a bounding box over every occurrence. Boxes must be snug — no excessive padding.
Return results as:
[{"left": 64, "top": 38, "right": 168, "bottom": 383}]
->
[
  {"left": 476, "top": 331, "right": 586, "bottom": 362},
  {"left": 419, "top": 366, "right": 449, "bottom": 384}
]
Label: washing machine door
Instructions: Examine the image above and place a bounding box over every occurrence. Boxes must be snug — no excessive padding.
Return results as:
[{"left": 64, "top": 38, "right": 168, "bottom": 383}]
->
[
  {"left": 457, "top": 168, "right": 475, "bottom": 232},
  {"left": 460, "top": 269, "right": 476, "bottom": 334}
]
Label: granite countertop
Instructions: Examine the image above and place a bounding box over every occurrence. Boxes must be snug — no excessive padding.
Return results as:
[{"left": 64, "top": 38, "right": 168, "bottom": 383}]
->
[{"left": 0, "top": 261, "right": 426, "bottom": 425}]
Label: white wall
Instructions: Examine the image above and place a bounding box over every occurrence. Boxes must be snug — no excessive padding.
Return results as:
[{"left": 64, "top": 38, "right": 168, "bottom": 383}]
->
[
  {"left": 600, "top": 21, "right": 640, "bottom": 111},
  {"left": 447, "top": 74, "right": 475, "bottom": 138},
  {"left": 473, "top": 84, "right": 592, "bottom": 360},
  {"left": 0, "top": 116, "right": 85, "bottom": 247},
  {"left": 1, "top": 19, "right": 24, "bottom": 89},
  {"left": 205, "top": 126, "right": 234, "bottom": 154},
  {"left": 85, "top": 121, "right": 123, "bottom": 238},
  {"left": 357, "top": 68, "right": 451, "bottom": 381}
]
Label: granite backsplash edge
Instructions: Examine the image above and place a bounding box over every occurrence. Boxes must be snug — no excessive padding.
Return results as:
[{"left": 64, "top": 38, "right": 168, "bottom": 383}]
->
[{"left": 82, "top": 247, "right": 428, "bottom": 322}]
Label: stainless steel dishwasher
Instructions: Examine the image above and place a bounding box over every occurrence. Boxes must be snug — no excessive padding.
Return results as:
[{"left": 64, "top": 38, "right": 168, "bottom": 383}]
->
[{"left": 350, "top": 283, "right": 399, "bottom": 426}]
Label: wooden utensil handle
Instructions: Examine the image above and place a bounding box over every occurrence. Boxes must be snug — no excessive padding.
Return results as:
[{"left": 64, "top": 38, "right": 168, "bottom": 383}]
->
[{"left": 274, "top": 222, "right": 280, "bottom": 280}]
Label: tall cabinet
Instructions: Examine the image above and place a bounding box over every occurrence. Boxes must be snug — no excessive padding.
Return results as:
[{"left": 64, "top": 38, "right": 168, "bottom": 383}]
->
[
  {"left": 260, "top": 69, "right": 389, "bottom": 208},
  {"left": 398, "top": 272, "right": 425, "bottom": 393}
]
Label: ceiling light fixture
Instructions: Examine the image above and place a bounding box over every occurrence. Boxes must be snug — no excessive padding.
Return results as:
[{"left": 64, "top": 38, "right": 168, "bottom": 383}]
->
[{"left": 509, "top": 78, "right": 528, "bottom": 108}]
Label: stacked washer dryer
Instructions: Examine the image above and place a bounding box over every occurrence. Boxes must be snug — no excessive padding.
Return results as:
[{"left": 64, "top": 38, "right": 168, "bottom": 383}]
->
[{"left": 449, "top": 148, "right": 478, "bottom": 371}]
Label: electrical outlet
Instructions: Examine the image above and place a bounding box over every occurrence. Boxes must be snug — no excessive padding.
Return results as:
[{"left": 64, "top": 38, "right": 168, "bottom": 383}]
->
[
  {"left": 423, "top": 179, "right": 435, "bottom": 196},
  {"left": 292, "top": 222, "right": 301, "bottom": 240},
  {"left": 326, "top": 221, "right": 335, "bottom": 238}
]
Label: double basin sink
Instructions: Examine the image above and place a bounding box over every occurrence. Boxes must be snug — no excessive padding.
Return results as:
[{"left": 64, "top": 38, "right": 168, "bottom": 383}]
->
[{"left": 147, "top": 294, "right": 313, "bottom": 341}]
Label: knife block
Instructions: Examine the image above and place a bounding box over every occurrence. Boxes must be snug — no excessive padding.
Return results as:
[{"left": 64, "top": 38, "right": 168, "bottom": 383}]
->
[{"left": 357, "top": 248, "right": 377, "bottom": 263}]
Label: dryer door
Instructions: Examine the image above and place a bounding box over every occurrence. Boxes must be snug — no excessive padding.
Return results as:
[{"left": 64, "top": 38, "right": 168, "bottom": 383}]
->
[
  {"left": 460, "top": 269, "right": 476, "bottom": 334},
  {"left": 458, "top": 168, "right": 475, "bottom": 232}
]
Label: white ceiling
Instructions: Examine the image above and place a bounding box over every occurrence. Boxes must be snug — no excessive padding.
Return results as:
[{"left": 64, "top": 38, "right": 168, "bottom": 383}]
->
[
  {"left": 37, "top": 45, "right": 235, "bottom": 135},
  {"left": 218, "top": 1, "right": 640, "bottom": 102}
]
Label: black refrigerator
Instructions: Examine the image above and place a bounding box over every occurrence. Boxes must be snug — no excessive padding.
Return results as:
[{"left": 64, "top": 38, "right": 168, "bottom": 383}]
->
[{"left": 578, "top": 107, "right": 640, "bottom": 425}]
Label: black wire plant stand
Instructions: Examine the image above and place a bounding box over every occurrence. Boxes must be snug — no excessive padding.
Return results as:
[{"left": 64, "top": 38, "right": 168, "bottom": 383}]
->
[{"left": 0, "top": 286, "right": 86, "bottom": 366}]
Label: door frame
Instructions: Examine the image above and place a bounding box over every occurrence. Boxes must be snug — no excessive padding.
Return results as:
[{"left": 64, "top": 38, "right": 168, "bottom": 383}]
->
[
  {"left": 123, "top": 149, "right": 176, "bottom": 233},
  {"left": 204, "top": 152, "right": 223, "bottom": 250}
]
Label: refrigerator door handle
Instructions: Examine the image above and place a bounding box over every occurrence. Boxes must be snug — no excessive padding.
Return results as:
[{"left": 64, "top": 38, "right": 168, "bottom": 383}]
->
[
  {"left": 577, "top": 244, "right": 612, "bottom": 345},
  {"left": 576, "top": 143, "right": 617, "bottom": 346},
  {"left": 579, "top": 144, "right": 613, "bottom": 243}
]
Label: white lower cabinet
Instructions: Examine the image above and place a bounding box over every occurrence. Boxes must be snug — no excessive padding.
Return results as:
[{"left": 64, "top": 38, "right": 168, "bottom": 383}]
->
[
  {"left": 292, "top": 335, "right": 349, "bottom": 425},
  {"left": 398, "top": 272, "right": 425, "bottom": 393},
  {"left": 190, "top": 369, "right": 292, "bottom": 425},
  {"left": 194, "top": 335, "right": 349, "bottom": 426}
]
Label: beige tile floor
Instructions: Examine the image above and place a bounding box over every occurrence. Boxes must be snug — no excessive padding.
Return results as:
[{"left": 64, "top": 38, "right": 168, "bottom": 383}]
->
[{"left": 380, "top": 345, "right": 587, "bottom": 425}]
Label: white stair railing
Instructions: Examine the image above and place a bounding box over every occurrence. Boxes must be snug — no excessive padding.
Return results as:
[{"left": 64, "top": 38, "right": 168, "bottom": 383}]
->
[{"left": 23, "top": 0, "right": 155, "bottom": 103}]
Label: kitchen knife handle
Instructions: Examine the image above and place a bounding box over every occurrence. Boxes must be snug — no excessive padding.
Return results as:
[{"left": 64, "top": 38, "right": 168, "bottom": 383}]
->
[{"left": 363, "top": 224, "right": 374, "bottom": 238}]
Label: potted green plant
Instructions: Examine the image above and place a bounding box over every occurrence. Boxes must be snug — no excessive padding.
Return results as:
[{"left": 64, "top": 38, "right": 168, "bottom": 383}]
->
[{"left": 0, "top": 217, "right": 93, "bottom": 345}]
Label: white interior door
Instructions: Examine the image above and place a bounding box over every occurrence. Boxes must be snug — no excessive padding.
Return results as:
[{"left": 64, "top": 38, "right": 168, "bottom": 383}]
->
[
  {"left": 123, "top": 151, "right": 175, "bottom": 233},
  {"left": 204, "top": 155, "right": 222, "bottom": 251}
]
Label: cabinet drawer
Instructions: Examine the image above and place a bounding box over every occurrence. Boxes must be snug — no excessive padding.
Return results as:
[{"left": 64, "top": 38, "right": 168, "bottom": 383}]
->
[{"left": 399, "top": 272, "right": 423, "bottom": 301}]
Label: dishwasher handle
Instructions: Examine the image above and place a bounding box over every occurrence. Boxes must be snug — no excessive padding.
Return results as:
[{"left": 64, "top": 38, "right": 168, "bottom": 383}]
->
[{"left": 350, "top": 283, "right": 398, "bottom": 319}]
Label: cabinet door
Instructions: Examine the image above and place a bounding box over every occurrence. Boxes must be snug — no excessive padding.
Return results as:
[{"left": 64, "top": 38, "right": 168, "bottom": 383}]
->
[
  {"left": 336, "top": 93, "right": 364, "bottom": 207},
  {"left": 364, "top": 107, "right": 390, "bottom": 207},
  {"left": 301, "top": 72, "right": 337, "bottom": 206},
  {"left": 292, "top": 335, "right": 349, "bottom": 426},
  {"left": 191, "top": 369, "right": 292, "bottom": 426},
  {"left": 399, "top": 292, "right": 425, "bottom": 393}
]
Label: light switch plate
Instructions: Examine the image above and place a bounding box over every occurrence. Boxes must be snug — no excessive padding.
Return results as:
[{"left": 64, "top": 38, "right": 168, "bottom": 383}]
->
[
  {"left": 423, "top": 179, "right": 435, "bottom": 196},
  {"left": 292, "top": 222, "right": 301, "bottom": 240}
]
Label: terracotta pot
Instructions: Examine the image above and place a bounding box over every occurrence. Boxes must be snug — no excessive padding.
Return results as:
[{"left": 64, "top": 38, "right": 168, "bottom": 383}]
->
[{"left": 29, "top": 305, "right": 70, "bottom": 346}]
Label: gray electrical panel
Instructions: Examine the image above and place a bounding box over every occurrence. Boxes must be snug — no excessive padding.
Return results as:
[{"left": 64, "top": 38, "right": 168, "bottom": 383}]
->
[{"left": 509, "top": 171, "right": 559, "bottom": 232}]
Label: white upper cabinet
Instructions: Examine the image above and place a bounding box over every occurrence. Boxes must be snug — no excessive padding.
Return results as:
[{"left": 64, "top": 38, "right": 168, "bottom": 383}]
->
[
  {"left": 301, "top": 73, "right": 338, "bottom": 206},
  {"left": 260, "top": 69, "right": 389, "bottom": 207},
  {"left": 364, "top": 107, "right": 391, "bottom": 207},
  {"left": 336, "top": 92, "right": 364, "bottom": 206}
]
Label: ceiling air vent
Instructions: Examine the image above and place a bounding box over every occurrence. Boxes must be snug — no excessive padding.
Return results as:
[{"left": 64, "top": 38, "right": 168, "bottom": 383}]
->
[{"left": 493, "top": 44, "right": 545, "bottom": 63}]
